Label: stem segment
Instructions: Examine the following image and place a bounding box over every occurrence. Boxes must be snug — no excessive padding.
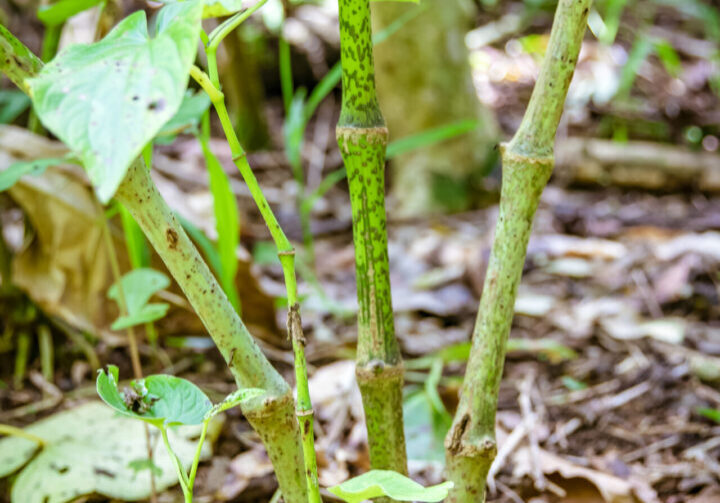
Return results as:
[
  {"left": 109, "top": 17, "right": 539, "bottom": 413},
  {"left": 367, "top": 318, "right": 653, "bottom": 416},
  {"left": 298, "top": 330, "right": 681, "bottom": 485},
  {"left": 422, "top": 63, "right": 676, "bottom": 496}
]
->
[
  {"left": 336, "top": 0, "right": 407, "bottom": 478},
  {"left": 443, "top": 1, "right": 591, "bottom": 501},
  {"left": 198, "top": 19, "right": 321, "bottom": 498}
]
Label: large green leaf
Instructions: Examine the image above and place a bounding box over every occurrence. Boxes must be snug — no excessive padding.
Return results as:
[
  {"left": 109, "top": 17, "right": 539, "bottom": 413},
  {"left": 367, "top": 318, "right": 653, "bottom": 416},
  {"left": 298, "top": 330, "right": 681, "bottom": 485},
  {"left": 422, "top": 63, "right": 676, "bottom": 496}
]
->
[
  {"left": 329, "top": 470, "right": 453, "bottom": 503},
  {"left": 27, "top": 2, "right": 203, "bottom": 203},
  {"left": 97, "top": 365, "right": 212, "bottom": 428},
  {"left": 0, "top": 402, "right": 211, "bottom": 503}
]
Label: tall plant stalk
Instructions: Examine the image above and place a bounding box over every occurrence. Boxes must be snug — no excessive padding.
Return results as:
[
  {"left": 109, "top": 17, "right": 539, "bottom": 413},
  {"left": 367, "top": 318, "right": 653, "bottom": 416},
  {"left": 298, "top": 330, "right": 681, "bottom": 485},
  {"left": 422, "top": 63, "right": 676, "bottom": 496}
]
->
[
  {"left": 336, "top": 0, "right": 407, "bottom": 477},
  {"left": 443, "top": 1, "right": 591, "bottom": 501},
  {"left": 0, "top": 28, "right": 309, "bottom": 503}
]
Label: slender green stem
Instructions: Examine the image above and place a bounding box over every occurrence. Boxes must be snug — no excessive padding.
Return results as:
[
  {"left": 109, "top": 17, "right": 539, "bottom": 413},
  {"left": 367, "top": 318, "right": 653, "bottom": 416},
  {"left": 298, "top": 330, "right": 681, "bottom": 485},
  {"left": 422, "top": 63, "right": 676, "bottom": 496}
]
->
[
  {"left": 38, "top": 325, "right": 54, "bottom": 385},
  {"left": 444, "top": 1, "right": 591, "bottom": 501},
  {"left": 13, "top": 330, "right": 30, "bottom": 389},
  {"left": 336, "top": 0, "right": 407, "bottom": 478},
  {"left": 188, "top": 419, "right": 210, "bottom": 489},
  {"left": 197, "top": 37, "right": 321, "bottom": 502},
  {"left": 206, "top": 0, "right": 269, "bottom": 89},
  {"left": 160, "top": 427, "right": 191, "bottom": 500},
  {"left": 102, "top": 209, "right": 159, "bottom": 500}
]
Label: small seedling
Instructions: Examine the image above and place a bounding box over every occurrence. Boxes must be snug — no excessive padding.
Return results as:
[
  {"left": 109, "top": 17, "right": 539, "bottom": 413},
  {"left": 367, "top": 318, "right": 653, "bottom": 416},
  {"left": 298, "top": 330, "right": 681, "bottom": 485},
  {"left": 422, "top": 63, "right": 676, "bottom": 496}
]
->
[{"left": 97, "top": 365, "right": 264, "bottom": 503}]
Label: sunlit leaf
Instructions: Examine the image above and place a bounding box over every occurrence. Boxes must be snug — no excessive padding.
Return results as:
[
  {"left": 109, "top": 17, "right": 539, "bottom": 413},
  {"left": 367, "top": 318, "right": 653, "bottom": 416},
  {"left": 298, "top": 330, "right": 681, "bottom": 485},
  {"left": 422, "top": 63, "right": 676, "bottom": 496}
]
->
[
  {"left": 28, "top": 2, "right": 203, "bottom": 202},
  {"left": 329, "top": 470, "right": 453, "bottom": 503}
]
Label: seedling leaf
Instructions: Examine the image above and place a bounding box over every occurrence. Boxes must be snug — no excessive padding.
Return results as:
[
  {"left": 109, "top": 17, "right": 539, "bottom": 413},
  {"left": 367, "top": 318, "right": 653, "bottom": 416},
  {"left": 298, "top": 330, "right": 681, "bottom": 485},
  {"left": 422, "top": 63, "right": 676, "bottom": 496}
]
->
[
  {"left": 697, "top": 407, "right": 720, "bottom": 423},
  {"left": 204, "top": 388, "right": 265, "bottom": 421},
  {"left": 158, "top": 90, "right": 212, "bottom": 138},
  {"left": 0, "top": 157, "right": 73, "bottom": 192},
  {"left": 328, "top": 470, "right": 453, "bottom": 503},
  {"left": 107, "top": 268, "right": 170, "bottom": 329},
  {"left": 111, "top": 303, "right": 170, "bottom": 330},
  {"left": 28, "top": 2, "right": 203, "bottom": 202},
  {"left": 97, "top": 365, "right": 212, "bottom": 428},
  {"left": 158, "top": 0, "right": 250, "bottom": 18}
]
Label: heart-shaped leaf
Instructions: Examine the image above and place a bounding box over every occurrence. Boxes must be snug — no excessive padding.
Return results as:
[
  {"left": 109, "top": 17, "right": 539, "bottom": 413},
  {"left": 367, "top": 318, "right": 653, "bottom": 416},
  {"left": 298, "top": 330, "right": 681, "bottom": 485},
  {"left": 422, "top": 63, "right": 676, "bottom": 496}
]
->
[
  {"left": 28, "top": 2, "right": 203, "bottom": 202},
  {"left": 107, "top": 268, "right": 170, "bottom": 329},
  {"left": 97, "top": 365, "right": 212, "bottom": 428},
  {"left": 328, "top": 470, "right": 453, "bottom": 503}
]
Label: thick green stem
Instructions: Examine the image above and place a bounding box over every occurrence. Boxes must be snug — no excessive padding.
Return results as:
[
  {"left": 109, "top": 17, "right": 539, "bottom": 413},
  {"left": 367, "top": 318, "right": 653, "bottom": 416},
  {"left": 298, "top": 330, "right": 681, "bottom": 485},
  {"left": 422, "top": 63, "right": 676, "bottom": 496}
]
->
[
  {"left": 113, "top": 161, "right": 307, "bottom": 503},
  {"left": 336, "top": 0, "right": 407, "bottom": 477},
  {"left": 443, "top": 1, "right": 591, "bottom": 502}
]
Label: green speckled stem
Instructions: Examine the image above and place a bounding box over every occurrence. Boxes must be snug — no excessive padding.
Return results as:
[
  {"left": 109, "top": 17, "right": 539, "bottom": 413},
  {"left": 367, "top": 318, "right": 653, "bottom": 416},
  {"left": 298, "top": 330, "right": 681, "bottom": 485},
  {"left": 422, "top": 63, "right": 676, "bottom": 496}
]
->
[
  {"left": 336, "top": 0, "right": 407, "bottom": 479},
  {"left": 444, "top": 1, "right": 591, "bottom": 502},
  {"left": 0, "top": 31, "right": 308, "bottom": 503},
  {"left": 0, "top": 25, "right": 43, "bottom": 95}
]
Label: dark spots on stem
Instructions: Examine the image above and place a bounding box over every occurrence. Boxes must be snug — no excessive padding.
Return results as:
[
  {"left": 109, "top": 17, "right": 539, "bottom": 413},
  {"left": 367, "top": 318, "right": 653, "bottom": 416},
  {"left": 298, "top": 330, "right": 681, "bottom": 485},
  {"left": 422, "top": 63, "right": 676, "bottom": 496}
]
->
[{"left": 165, "top": 228, "right": 178, "bottom": 249}]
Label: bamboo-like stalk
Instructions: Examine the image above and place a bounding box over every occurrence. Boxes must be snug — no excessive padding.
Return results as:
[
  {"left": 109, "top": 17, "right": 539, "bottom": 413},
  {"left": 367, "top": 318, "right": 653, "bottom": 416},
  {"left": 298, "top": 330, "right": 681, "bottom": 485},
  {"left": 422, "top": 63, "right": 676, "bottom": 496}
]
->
[
  {"left": 336, "top": 0, "right": 407, "bottom": 477},
  {"left": 0, "top": 28, "right": 308, "bottom": 503},
  {"left": 443, "top": 1, "right": 591, "bottom": 502}
]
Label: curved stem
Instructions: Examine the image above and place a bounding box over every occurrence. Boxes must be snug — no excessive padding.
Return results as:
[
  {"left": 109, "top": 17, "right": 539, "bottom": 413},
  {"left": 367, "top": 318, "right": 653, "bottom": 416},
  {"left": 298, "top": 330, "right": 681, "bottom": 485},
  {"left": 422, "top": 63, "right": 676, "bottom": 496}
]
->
[
  {"left": 197, "top": 30, "right": 321, "bottom": 501},
  {"left": 160, "top": 427, "right": 191, "bottom": 499},
  {"left": 188, "top": 419, "right": 210, "bottom": 489}
]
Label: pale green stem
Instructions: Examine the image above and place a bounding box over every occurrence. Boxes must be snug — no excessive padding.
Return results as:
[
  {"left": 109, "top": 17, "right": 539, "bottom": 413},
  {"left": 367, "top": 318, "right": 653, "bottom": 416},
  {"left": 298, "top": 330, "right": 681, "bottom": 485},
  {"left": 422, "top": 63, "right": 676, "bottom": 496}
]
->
[
  {"left": 188, "top": 419, "right": 210, "bottom": 489},
  {"left": 444, "top": 1, "right": 591, "bottom": 502},
  {"left": 38, "top": 325, "right": 54, "bottom": 385},
  {"left": 160, "top": 426, "right": 191, "bottom": 502},
  {"left": 336, "top": 0, "right": 407, "bottom": 479}
]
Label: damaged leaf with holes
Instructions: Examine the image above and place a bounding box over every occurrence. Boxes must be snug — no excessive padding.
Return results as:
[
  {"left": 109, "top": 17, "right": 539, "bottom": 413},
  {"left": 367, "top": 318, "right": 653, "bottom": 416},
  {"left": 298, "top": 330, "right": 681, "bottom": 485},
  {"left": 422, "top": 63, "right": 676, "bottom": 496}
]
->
[{"left": 26, "top": 2, "right": 203, "bottom": 203}]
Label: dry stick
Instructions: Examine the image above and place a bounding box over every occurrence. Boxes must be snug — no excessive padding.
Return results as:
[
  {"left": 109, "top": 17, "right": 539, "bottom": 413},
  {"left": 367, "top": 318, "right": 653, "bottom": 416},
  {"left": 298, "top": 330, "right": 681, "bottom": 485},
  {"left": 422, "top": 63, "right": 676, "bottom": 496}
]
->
[
  {"left": 443, "top": 1, "right": 591, "bottom": 502},
  {"left": 336, "top": 0, "right": 407, "bottom": 478},
  {"left": 0, "top": 28, "right": 308, "bottom": 503}
]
